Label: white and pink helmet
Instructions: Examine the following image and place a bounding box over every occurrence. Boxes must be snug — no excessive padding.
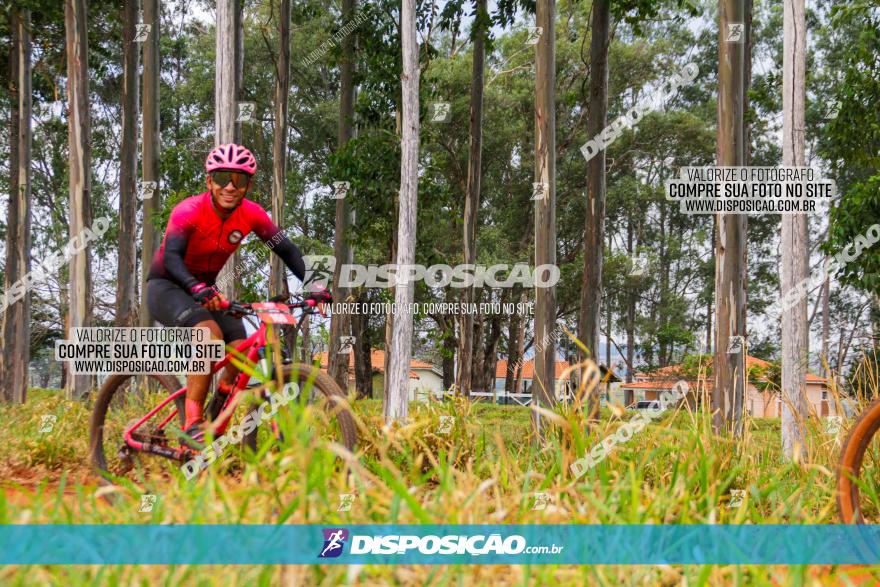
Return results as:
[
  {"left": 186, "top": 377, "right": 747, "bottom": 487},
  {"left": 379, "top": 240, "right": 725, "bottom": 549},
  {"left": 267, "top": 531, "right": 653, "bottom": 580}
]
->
[{"left": 205, "top": 143, "right": 257, "bottom": 175}]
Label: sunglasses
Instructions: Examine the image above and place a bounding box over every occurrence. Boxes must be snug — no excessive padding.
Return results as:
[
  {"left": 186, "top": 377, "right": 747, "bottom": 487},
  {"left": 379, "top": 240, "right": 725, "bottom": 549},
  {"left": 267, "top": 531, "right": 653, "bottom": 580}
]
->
[{"left": 210, "top": 170, "right": 252, "bottom": 189}]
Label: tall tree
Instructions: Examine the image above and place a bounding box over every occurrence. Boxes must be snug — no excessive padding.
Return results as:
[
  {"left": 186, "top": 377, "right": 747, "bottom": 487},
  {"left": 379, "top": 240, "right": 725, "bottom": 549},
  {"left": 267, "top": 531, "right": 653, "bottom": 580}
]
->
[
  {"left": 139, "top": 0, "right": 160, "bottom": 327},
  {"left": 234, "top": 0, "right": 244, "bottom": 142},
  {"left": 385, "top": 0, "right": 420, "bottom": 423},
  {"left": 822, "top": 273, "right": 830, "bottom": 368},
  {"left": 65, "top": 0, "right": 93, "bottom": 399},
  {"left": 329, "top": 0, "right": 357, "bottom": 390},
  {"left": 532, "top": 0, "right": 558, "bottom": 439},
  {"left": 1, "top": 7, "right": 33, "bottom": 404},
  {"left": 504, "top": 287, "right": 525, "bottom": 394},
  {"left": 457, "top": 0, "right": 488, "bottom": 398},
  {"left": 578, "top": 0, "right": 609, "bottom": 420},
  {"left": 625, "top": 212, "right": 636, "bottom": 403},
  {"left": 352, "top": 296, "right": 372, "bottom": 399},
  {"left": 269, "top": 0, "right": 292, "bottom": 299},
  {"left": 706, "top": 221, "right": 715, "bottom": 354},
  {"left": 115, "top": 0, "right": 139, "bottom": 328},
  {"left": 215, "top": 0, "right": 241, "bottom": 299},
  {"left": 605, "top": 227, "right": 612, "bottom": 368},
  {"left": 781, "top": 0, "right": 808, "bottom": 460},
  {"left": 713, "top": 0, "right": 748, "bottom": 434}
]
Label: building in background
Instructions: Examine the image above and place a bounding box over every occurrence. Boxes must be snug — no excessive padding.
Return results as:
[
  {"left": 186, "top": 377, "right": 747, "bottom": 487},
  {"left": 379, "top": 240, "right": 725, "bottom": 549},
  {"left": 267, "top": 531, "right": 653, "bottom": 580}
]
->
[
  {"left": 618, "top": 355, "right": 834, "bottom": 417},
  {"left": 486, "top": 360, "right": 619, "bottom": 405},
  {"left": 318, "top": 350, "right": 444, "bottom": 401}
]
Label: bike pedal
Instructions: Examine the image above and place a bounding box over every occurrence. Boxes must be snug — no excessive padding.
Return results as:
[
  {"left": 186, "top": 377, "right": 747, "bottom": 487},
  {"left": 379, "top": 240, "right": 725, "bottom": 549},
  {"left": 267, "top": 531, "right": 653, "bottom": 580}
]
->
[{"left": 117, "top": 444, "right": 134, "bottom": 462}]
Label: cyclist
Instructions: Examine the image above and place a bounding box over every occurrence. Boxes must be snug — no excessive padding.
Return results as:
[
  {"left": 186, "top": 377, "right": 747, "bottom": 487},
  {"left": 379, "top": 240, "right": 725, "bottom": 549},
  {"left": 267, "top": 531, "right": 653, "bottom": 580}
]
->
[{"left": 146, "top": 143, "right": 330, "bottom": 446}]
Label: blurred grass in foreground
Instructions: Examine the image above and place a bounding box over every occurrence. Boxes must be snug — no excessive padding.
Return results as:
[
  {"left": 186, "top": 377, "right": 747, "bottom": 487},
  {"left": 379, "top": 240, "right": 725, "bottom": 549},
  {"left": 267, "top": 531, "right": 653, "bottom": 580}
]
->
[{"left": 0, "top": 379, "right": 878, "bottom": 585}]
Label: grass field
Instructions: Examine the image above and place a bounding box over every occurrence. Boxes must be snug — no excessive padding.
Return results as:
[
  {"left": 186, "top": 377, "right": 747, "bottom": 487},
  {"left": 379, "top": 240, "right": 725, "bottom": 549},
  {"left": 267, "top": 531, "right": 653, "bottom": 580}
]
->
[{"left": 2, "top": 381, "right": 879, "bottom": 585}]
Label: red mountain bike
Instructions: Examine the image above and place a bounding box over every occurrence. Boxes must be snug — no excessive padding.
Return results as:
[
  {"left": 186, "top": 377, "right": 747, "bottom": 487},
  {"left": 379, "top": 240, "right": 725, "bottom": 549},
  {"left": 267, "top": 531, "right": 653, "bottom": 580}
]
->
[{"left": 89, "top": 294, "right": 357, "bottom": 482}]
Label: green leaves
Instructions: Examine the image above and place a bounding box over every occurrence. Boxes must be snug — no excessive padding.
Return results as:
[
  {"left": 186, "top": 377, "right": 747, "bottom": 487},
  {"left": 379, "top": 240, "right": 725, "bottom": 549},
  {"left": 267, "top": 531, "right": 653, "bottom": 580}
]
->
[{"left": 820, "top": 7, "right": 880, "bottom": 293}]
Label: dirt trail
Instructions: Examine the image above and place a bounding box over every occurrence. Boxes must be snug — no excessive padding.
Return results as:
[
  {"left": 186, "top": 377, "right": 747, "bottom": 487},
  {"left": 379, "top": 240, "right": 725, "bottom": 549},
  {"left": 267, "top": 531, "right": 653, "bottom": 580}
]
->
[{"left": 1, "top": 464, "right": 98, "bottom": 507}]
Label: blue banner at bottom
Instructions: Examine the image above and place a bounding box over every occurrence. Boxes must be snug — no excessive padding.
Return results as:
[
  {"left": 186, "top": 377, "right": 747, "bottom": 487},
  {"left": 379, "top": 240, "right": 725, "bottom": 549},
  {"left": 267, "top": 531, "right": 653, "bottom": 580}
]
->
[{"left": 2, "top": 525, "right": 880, "bottom": 565}]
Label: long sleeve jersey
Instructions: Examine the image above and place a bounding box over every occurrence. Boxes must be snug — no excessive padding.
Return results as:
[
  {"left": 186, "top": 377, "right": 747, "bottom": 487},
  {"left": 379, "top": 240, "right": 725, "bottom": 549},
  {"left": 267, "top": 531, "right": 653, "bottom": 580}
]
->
[{"left": 148, "top": 191, "right": 305, "bottom": 290}]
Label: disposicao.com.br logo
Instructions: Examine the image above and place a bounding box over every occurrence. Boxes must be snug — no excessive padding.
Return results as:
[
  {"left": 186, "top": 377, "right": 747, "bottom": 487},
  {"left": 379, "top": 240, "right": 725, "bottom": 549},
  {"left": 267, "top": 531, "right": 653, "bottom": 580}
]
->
[
  {"left": 319, "top": 528, "right": 349, "bottom": 558},
  {"left": 318, "top": 528, "right": 564, "bottom": 557}
]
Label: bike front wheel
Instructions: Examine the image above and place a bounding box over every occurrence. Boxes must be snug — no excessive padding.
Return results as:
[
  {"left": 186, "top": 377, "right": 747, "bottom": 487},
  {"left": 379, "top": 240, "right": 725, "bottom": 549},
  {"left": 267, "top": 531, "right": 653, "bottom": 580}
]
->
[
  {"left": 838, "top": 397, "right": 880, "bottom": 523},
  {"left": 241, "top": 362, "right": 358, "bottom": 453}
]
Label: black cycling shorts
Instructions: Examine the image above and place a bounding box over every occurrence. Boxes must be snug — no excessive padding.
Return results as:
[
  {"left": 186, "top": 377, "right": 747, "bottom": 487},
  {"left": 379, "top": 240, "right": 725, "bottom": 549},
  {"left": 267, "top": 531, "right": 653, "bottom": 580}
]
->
[{"left": 146, "top": 278, "right": 247, "bottom": 343}]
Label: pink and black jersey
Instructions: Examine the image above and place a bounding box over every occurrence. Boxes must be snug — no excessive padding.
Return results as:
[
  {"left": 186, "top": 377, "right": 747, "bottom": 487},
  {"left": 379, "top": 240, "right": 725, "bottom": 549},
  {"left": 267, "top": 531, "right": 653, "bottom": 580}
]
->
[{"left": 148, "top": 191, "right": 305, "bottom": 289}]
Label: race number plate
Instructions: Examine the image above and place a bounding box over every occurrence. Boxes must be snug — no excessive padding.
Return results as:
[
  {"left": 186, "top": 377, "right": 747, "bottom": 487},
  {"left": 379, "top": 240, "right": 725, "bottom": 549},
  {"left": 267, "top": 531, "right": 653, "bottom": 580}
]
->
[{"left": 251, "top": 302, "right": 298, "bottom": 325}]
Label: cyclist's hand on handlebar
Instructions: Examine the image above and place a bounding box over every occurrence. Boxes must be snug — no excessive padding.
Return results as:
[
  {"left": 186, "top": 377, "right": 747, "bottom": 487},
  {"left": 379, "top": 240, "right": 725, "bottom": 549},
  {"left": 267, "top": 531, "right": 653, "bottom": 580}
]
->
[
  {"left": 191, "top": 283, "right": 227, "bottom": 311},
  {"left": 304, "top": 284, "right": 332, "bottom": 307},
  {"left": 203, "top": 293, "right": 228, "bottom": 312}
]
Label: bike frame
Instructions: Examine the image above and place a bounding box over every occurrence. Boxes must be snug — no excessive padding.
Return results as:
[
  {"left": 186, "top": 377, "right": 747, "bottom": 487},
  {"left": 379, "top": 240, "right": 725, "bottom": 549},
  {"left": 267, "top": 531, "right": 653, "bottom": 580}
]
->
[{"left": 121, "top": 299, "right": 321, "bottom": 461}]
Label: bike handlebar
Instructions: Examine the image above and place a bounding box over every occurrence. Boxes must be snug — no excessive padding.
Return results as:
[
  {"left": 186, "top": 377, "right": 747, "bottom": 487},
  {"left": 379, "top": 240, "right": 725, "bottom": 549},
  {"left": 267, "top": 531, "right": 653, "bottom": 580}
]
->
[
  {"left": 217, "top": 295, "right": 330, "bottom": 316},
  {"left": 217, "top": 299, "right": 248, "bottom": 313}
]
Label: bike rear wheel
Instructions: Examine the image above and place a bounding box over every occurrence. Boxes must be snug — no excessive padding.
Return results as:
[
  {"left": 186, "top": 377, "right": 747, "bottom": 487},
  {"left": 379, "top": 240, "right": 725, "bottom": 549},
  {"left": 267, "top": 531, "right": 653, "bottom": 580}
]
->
[
  {"left": 89, "top": 373, "right": 186, "bottom": 485},
  {"left": 838, "top": 397, "right": 880, "bottom": 523}
]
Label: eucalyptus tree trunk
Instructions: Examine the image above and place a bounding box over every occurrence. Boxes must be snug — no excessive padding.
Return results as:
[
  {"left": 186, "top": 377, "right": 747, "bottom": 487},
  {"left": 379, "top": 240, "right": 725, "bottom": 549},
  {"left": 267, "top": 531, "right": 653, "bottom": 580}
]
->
[
  {"left": 707, "top": 221, "right": 715, "bottom": 355},
  {"left": 225, "top": 0, "right": 245, "bottom": 297},
  {"left": 382, "top": 230, "right": 397, "bottom": 399},
  {"left": 269, "top": 0, "right": 291, "bottom": 299},
  {"left": 457, "top": 0, "right": 487, "bottom": 398},
  {"left": 215, "top": 0, "right": 241, "bottom": 299},
  {"left": 116, "top": 0, "right": 139, "bottom": 328},
  {"left": 471, "top": 299, "right": 484, "bottom": 388},
  {"left": 781, "top": 0, "right": 808, "bottom": 461},
  {"left": 352, "top": 296, "right": 372, "bottom": 398},
  {"left": 65, "top": 0, "right": 93, "bottom": 399},
  {"left": 59, "top": 268, "right": 70, "bottom": 390},
  {"left": 1, "top": 8, "right": 33, "bottom": 403},
  {"left": 479, "top": 307, "right": 503, "bottom": 392},
  {"left": 605, "top": 231, "right": 611, "bottom": 367},
  {"left": 234, "top": 0, "right": 244, "bottom": 143},
  {"left": 713, "top": 0, "right": 748, "bottom": 434},
  {"left": 300, "top": 314, "right": 311, "bottom": 363},
  {"left": 440, "top": 286, "right": 458, "bottom": 392},
  {"left": 329, "top": 0, "right": 358, "bottom": 390},
  {"left": 532, "top": 0, "right": 558, "bottom": 440},
  {"left": 504, "top": 286, "right": 524, "bottom": 394},
  {"left": 625, "top": 216, "right": 635, "bottom": 404},
  {"left": 822, "top": 275, "right": 830, "bottom": 366},
  {"left": 741, "top": 0, "right": 752, "bottom": 347},
  {"left": 140, "top": 0, "right": 160, "bottom": 327},
  {"left": 384, "top": 0, "right": 419, "bottom": 423},
  {"left": 578, "top": 0, "right": 609, "bottom": 421},
  {"left": 267, "top": 0, "right": 297, "bottom": 364}
]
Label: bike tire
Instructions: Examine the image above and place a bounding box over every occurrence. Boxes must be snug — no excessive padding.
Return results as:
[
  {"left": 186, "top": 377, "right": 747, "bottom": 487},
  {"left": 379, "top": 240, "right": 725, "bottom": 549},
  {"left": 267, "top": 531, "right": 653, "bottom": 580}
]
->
[
  {"left": 838, "top": 397, "right": 880, "bottom": 523},
  {"left": 89, "top": 373, "right": 185, "bottom": 484},
  {"left": 242, "top": 362, "right": 357, "bottom": 453}
]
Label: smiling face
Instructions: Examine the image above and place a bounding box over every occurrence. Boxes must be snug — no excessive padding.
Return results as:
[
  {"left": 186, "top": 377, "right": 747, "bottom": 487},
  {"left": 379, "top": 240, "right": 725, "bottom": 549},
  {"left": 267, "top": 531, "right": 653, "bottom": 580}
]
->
[{"left": 206, "top": 169, "right": 252, "bottom": 212}]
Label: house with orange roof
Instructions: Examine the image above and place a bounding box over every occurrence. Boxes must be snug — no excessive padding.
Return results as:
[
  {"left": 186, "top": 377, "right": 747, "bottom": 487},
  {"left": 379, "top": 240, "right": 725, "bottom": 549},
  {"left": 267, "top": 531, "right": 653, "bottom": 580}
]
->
[
  {"left": 317, "top": 349, "right": 444, "bottom": 401},
  {"left": 618, "top": 355, "right": 834, "bottom": 418}
]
